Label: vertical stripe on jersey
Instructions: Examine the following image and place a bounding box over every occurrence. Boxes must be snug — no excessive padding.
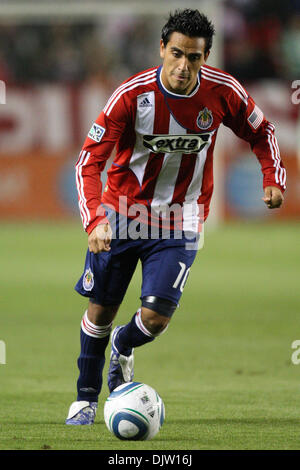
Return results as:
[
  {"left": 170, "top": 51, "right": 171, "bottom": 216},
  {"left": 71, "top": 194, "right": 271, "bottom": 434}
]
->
[
  {"left": 141, "top": 92, "right": 170, "bottom": 198},
  {"left": 128, "top": 91, "right": 155, "bottom": 187},
  {"left": 183, "top": 131, "right": 214, "bottom": 203},
  {"left": 171, "top": 153, "right": 197, "bottom": 203},
  {"left": 181, "top": 133, "right": 214, "bottom": 232},
  {"left": 169, "top": 130, "right": 214, "bottom": 232},
  {"left": 150, "top": 114, "right": 187, "bottom": 211},
  {"left": 76, "top": 150, "right": 91, "bottom": 229}
]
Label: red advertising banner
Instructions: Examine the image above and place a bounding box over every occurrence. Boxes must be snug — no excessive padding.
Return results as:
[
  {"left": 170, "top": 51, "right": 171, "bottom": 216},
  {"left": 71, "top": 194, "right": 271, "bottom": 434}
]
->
[
  {"left": 0, "top": 152, "right": 76, "bottom": 219},
  {"left": 0, "top": 82, "right": 299, "bottom": 222},
  {"left": 223, "top": 150, "right": 300, "bottom": 221}
]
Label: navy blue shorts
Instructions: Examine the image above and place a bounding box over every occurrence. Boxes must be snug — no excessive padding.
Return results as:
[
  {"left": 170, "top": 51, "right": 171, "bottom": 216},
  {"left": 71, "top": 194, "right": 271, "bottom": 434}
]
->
[{"left": 75, "top": 212, "right": 199, "bottom": 307}]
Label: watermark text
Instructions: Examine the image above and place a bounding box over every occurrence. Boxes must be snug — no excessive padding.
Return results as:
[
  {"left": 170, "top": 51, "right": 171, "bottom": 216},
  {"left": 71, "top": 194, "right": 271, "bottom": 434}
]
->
[
  {"left": 291, "top": 340, "right": 300, "bottom": 365},
  {"left": 0, "top": 340, "right": 6, "bottom": 364},
  {"left": 291, "top": 80, "right": 300, "bottom": 105},
  {"left": 0, "top": 80, "right": 6, "bottom": 104},
  {"left": 96, "top": 197, "right": 205, "bottom": 251}
]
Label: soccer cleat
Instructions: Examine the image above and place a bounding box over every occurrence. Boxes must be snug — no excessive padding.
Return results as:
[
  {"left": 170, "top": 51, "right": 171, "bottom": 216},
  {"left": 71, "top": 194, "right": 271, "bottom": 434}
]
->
[
  {"left": 108, "top": 326, "right": 134, "bottom": 393},
  {"left": 65, "top": 401, "right": 98, "bottom": 425}
]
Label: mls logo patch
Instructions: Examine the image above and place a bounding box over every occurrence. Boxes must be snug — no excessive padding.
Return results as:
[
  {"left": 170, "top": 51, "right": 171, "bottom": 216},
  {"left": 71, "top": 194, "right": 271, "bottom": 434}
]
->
[
  {"left": 197, "top": 107, "right": 213, "bottom": 130},
  {"left": 83, "top": 268, "right": 94, "bottom": 291},
  {"left": 88, "top": 123, "right": 105, "bottom": 143}
]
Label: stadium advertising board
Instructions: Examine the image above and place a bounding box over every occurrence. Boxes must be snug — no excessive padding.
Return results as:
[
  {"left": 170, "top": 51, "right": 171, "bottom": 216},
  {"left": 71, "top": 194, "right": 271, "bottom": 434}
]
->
[{"left": 0, "top": 82, "right": 298, "bottom": 221}]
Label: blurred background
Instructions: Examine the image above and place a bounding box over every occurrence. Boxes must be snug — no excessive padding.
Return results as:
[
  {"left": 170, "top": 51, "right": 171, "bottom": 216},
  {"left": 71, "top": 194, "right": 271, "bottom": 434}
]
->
[
  {"left": 0, "top": 0, "right": 299, "bottom": 225},
  {"left": 1, "top": 1, "right": 300, "bottom": 451}
]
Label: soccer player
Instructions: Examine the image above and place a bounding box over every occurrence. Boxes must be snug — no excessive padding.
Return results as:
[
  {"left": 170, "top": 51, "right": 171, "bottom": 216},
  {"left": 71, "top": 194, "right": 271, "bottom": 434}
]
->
[{"left": 66, "top": 9, "right": 285, "bottom": 424}]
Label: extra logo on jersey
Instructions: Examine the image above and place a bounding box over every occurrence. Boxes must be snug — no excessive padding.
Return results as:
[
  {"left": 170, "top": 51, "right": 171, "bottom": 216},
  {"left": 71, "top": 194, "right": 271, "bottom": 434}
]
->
[
  {"left": 197, "top": 107, "right": 213, "bottom": 130},
  {"left": 143, "top": 133, "right": 211, "bottom": 154},
  {"left": 83, "top": 268, "right": 94, "bottom": 291},
  {"left": 88, "top": 123, "right": 105, "bottom": 143}
]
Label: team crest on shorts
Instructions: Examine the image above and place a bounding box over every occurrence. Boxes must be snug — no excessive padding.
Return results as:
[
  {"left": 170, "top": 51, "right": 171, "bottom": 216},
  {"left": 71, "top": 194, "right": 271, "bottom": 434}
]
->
[
  {"left": 83, "top": 268, "right": 94, "bottom": 291},
  {"left": 197, "top": 107, "right": 213, "bottom": 130}
]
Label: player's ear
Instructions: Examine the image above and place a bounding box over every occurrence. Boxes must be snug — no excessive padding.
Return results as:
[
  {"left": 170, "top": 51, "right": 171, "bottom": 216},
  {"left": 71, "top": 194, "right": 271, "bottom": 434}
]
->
[
  {"left": 204, "top": 50, "right": 210, "bottom": 62},
  {"left": 160, "top": 39, "right": 165, "bottom": 59}
]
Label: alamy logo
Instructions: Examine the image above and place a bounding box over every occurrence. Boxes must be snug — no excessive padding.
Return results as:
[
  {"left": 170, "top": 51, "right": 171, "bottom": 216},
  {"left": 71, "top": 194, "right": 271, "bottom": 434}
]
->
[
  {"left": 0, "top": 340, "right": 6, "bottom": 364},
  {"left": 143, "top": 133, "right": 211, "bottom": 154},
  {"left": 291, "top": 340, "right": 300, "bottom": 365},
  {"left": 0, "top": 80, "right": 6, "bottom": 104},
  {"left": 139, "top": 96, "right": 152, "bottom": 107},
  {"left": 291, "top": 80, "right": 300, "bottom": 104}
]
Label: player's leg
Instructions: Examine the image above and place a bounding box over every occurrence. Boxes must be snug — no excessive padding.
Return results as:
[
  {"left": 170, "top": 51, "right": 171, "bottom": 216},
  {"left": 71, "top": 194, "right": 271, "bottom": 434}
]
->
[
  {"left": 66, "top": 300, "right": 118, "bottom": 425},
  {"left": 76, "top": 301, "right": 119, "bottom": 399},
  {"left": 107, "top": 299, "right": 176, "bottom": 392},
  {"left": 66, "top": 246, "right": 139, "bottom": 425},
  {"left": 108, "top": 241, "right": 197, "bottom": 392}
]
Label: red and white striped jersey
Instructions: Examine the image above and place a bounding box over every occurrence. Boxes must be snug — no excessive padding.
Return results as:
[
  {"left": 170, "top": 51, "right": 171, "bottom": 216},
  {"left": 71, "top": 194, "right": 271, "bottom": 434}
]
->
[{"left": 76, "top": 65, "right": 286, "bottom": 234}]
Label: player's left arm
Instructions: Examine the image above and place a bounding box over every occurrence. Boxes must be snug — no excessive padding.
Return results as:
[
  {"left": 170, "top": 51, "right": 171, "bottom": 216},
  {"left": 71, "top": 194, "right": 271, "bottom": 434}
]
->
[{"left": 223, "top": 90, "right": 286, "bottom": 210}]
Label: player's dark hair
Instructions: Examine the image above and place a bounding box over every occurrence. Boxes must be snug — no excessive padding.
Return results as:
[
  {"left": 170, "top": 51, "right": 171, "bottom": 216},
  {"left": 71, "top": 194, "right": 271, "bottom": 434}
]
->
[{"left": 161, "top": 9, "right": 215, "bottom": 53}]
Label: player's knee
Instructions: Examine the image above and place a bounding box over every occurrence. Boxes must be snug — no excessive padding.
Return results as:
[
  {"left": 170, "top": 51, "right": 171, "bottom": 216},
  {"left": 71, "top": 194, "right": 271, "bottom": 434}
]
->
[
  {"left": 141, "top": 296, "right": 177, "bottom": 336},
  {"left": 141, "top": 309, "right": 169, "bottom": 336}
]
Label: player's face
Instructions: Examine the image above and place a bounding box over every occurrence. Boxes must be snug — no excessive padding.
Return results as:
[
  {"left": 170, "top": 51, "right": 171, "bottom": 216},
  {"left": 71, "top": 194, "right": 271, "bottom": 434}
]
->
[{"left": 160, "top": 32, "right": 209, "bottom": 95}]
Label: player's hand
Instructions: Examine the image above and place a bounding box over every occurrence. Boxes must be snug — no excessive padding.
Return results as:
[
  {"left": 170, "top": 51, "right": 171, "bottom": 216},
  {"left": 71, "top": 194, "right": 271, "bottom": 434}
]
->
[
  {"left": 88, "top": 223, "right": 112, "bottom": 253},
  {"left": 262, "top": 186, "right": 284, "bottom": 209}
]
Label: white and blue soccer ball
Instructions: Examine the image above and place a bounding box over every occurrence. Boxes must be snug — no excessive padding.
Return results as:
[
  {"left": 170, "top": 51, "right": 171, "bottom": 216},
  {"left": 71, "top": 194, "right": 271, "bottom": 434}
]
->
[{"left": 104, "top": 382, "right": 165, "bottom": 441}]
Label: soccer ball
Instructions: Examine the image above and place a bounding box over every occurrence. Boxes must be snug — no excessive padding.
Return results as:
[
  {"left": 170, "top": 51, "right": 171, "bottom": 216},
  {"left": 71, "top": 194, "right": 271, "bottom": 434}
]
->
[{"left": 104, "top": 382, "right": 165, "bottom": 440}]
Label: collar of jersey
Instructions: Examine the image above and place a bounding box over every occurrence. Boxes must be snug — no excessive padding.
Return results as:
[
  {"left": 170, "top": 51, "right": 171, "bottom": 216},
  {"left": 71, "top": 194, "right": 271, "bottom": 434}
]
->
[{"left": 157, "top": 65, "right": 200, "bottom": 99}]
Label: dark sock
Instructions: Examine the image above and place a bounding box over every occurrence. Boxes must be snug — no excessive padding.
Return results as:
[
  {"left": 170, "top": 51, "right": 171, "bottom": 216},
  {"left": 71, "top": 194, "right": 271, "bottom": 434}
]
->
[
  {"left": 115, "top": 309, "right": 155, "bottom": 356},
  {"left": 76, "top": 312, "right": 111, "bottom": 402}
]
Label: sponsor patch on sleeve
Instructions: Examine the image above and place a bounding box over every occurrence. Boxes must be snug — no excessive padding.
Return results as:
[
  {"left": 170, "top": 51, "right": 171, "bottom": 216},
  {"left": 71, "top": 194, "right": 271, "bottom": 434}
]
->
[
  {"left": 88, "top": 123, "right": 105, "bottom": 143},
  {"left": 247, "top": 105, "right": 264, "bottom": 130}
]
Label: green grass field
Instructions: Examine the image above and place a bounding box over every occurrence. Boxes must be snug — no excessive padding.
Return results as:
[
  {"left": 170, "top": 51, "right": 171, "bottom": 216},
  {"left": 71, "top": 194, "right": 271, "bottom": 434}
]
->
[{"left": 0, "top": 220, "right": 300, "bottom": 450}]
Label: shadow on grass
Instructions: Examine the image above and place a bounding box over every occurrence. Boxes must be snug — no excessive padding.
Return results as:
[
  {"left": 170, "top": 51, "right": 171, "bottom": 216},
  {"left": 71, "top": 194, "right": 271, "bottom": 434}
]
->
[
  {"left": 165, "top": 418, "right": 300, "bottom": 426},
  {"left": 7, "top": 417, "right": 300, "bottom": 427}
]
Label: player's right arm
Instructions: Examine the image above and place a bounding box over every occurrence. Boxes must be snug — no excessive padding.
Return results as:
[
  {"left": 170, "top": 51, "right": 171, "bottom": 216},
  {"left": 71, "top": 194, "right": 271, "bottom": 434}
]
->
[
  {"left": 75, "top": 93, "right": 129, "bottom": 251},
  {"left": 88, "top": 223, "right": 113, "bottom": 253}
]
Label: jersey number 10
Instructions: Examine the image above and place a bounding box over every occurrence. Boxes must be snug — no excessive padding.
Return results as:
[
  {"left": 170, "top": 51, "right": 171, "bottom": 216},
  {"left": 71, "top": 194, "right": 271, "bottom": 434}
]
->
[{"left": 172, "top": 262, "right": 191, "bottom": 293}]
